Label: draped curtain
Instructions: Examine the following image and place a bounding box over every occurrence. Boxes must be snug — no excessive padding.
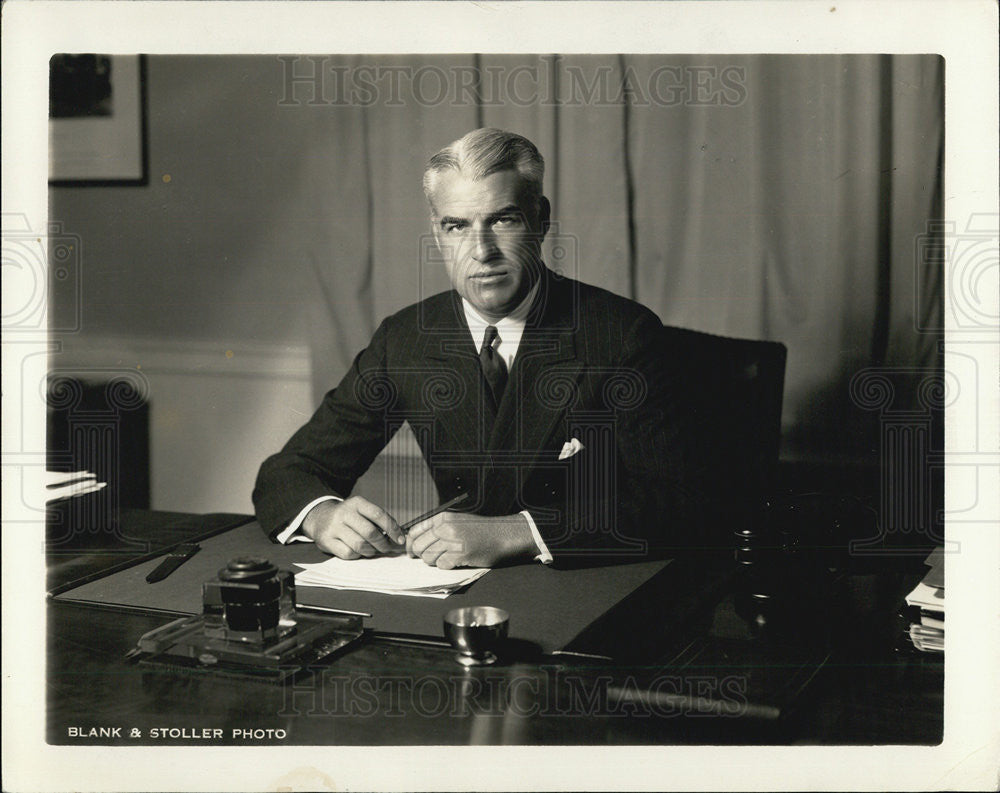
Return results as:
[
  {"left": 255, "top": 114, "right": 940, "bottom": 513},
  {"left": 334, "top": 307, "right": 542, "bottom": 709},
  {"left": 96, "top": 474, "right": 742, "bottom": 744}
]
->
[{"left": 304, "top": 54, "right": 943, "bottom": 463}]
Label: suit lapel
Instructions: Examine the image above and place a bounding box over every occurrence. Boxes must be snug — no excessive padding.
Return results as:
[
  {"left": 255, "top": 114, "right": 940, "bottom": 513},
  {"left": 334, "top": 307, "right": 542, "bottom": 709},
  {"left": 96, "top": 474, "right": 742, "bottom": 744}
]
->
[
  {"left": 418, "top": 290, "right": 494, "bottom": 452},
  {"left": 488, "top": 270, "right": 584, "bottom": 503}
]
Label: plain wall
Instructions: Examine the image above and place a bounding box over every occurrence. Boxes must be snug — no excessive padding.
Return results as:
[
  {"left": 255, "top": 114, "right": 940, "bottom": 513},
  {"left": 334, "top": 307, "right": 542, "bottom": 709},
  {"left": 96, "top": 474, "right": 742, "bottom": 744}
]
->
[{"left": 50, "top": 56, "right": 352, "bottom": 513}]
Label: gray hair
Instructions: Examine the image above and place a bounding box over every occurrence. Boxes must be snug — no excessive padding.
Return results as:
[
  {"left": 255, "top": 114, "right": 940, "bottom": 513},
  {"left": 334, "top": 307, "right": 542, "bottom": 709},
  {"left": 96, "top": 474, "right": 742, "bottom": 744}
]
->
[{"left": 422, "top": 128, "right": 545, "bottom": 210}]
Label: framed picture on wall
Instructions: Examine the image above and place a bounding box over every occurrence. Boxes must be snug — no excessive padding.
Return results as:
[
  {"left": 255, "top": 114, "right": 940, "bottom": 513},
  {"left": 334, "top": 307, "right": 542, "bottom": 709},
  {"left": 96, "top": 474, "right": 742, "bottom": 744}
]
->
[{"left": 48, "top": 54, "right": 147, "bottom": 185}]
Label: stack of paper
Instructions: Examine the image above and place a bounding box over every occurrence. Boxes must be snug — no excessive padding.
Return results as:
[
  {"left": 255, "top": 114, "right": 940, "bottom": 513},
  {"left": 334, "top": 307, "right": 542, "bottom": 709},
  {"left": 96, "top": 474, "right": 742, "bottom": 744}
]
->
[
  {"left": 904, "top": 548, "right": 944, "bottom": 653},
  {"left": 294, "top": 553, "right": 489, "bottom": 599},
  {"left": 44, "top": 470, "right": 107, "bottom": 502}
]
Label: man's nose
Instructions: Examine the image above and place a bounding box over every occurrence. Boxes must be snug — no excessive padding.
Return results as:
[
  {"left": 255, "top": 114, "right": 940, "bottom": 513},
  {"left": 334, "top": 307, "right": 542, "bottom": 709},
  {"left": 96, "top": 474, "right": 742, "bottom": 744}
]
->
[{"left": 470, "top": 226, "right": 499, "bottom": 262}]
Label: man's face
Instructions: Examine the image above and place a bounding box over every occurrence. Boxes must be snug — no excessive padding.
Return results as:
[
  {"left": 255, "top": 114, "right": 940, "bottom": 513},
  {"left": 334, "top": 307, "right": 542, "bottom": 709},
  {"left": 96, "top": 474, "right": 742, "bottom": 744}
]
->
[{"left": 430, "top": 169, "right": 549, "bottom": 321}]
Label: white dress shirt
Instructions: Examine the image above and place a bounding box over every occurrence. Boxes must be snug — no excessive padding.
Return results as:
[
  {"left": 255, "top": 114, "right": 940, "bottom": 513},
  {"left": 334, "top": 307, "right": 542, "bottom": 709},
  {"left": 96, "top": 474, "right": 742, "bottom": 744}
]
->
[{"left": 276, "top": 279, "right": 553, "bottom": 564}]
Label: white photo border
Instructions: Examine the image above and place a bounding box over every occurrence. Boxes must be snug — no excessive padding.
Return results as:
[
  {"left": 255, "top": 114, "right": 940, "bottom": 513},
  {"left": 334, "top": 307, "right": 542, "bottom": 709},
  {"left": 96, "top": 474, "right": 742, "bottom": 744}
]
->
[{"left": 2, "top": 2, "right": 997, "bottom": 791}]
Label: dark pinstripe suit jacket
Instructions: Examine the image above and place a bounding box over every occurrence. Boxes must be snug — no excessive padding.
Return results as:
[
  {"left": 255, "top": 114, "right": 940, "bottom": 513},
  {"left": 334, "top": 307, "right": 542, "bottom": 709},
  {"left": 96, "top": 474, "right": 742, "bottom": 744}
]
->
[{"left": 253, "top": 268, "right": 692, "bottom": 560}]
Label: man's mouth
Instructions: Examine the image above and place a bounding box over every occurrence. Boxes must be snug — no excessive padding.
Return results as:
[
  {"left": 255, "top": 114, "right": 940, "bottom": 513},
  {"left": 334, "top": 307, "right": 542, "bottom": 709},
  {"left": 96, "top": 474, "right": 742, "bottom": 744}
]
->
[{"left": 470, "top": 270, "right": 509, "bottom": 283}]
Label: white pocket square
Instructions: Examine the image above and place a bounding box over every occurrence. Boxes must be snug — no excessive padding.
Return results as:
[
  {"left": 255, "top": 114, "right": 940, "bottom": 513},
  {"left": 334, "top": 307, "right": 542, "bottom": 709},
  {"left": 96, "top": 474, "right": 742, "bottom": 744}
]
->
[{"left": 558, "top": 438, "right": 585, "bottom": 461}]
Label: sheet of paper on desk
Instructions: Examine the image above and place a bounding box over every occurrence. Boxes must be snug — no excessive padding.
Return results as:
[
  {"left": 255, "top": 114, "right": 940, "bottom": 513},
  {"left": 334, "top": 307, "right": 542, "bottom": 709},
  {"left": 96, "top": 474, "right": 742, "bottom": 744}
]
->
[
  {"left": 294, "top": 553, "right": 489, "bottom": 599},
  {"left": 905, "top": 580, "right": 945, "bottom": 611}
]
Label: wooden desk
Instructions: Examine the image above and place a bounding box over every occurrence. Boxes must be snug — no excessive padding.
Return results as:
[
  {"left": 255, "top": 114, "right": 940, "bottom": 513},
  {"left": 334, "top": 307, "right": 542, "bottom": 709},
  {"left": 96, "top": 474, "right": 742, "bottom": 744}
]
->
[{"left": 46, "top": 511, "right": 942, "bottom": 745}]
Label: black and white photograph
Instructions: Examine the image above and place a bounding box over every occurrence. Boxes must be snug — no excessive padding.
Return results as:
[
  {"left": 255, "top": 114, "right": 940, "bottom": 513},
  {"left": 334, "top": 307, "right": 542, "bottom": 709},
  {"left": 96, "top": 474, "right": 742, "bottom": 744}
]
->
[{"left": 2, "top": 2, "right": 997, "bottom": 791}]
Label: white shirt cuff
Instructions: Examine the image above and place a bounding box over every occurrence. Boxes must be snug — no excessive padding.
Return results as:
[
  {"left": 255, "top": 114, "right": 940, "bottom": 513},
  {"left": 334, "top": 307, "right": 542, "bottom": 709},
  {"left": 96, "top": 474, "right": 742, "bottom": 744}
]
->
[
  {"left": 520, "top": 510, "right": 553, "bottom": 564},
  {"left": 275, "top": 495, "right": 342, "bottom": 544}
]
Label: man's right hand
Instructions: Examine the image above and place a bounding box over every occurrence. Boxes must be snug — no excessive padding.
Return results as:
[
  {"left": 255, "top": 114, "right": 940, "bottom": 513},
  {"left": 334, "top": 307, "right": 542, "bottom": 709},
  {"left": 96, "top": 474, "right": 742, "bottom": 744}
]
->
[{"left": 301, "top": 496, "right": 404, "bottom": 559}]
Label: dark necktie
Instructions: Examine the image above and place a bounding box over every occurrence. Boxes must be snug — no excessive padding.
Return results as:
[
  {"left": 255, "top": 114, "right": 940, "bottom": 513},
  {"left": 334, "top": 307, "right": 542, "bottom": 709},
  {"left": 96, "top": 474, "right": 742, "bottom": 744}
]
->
[{"left": 479, "top": 325, "right": 508, "bottom": 408}]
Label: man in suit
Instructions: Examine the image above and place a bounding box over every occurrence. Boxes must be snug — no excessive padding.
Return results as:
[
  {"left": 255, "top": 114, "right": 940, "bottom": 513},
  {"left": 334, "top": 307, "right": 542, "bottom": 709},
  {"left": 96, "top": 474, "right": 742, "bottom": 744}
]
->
[{"left": 254, "top": 128, "right": 688, "bottom": 567}]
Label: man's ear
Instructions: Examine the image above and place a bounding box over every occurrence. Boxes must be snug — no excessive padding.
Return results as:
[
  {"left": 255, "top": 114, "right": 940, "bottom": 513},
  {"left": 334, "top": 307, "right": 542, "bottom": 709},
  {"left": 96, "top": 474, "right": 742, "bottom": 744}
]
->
[{"left": 538, "top": 196, "right": 551, "bottom": 238}]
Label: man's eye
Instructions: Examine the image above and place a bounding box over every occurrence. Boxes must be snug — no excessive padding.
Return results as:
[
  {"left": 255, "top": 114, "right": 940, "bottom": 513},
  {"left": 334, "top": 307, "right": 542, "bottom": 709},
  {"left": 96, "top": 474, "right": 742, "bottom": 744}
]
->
[
  {"left": 494, "top": 216, "right": 520, "bottom": 227},
  {"left": 444, "top": 223, "right": 466, "bottom": 234}
]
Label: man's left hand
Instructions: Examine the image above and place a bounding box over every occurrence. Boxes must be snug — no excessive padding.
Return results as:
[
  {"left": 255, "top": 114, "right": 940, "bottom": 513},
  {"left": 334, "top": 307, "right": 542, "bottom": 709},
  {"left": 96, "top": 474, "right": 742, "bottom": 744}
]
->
[{"left": 406, "top": 512, "right": 536, "bottom": 568}]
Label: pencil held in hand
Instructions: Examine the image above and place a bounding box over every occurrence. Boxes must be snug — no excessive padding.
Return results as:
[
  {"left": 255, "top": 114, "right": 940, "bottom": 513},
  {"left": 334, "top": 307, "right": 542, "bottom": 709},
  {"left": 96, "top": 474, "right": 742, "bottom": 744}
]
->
[{"left": 401, "top": 493, "right": 469, "bottom": 535}]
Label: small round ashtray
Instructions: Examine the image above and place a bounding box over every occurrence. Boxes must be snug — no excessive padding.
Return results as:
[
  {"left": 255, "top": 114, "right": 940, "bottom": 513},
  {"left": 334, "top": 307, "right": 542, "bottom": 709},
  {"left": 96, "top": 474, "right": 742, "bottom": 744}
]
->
[{"left": 443, "top": 606, "right": 509, "bottom": 666}]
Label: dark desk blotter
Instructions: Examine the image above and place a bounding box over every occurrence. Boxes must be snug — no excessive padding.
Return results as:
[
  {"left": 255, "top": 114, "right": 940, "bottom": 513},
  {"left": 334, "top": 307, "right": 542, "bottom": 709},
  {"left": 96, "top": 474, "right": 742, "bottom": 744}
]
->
[
  {"left": 46, "top": 511, "right": 254, "bottom": 593},
  {"left": 53, "top": 520, "right": 671, "bottom": 654}
]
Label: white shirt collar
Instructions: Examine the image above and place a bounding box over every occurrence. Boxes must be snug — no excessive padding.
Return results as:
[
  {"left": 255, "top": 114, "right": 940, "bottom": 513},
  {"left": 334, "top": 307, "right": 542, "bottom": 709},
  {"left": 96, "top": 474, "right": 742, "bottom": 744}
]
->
[{"left": 460, "top": 277, "right": 540, "bottom": 368}]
